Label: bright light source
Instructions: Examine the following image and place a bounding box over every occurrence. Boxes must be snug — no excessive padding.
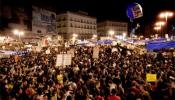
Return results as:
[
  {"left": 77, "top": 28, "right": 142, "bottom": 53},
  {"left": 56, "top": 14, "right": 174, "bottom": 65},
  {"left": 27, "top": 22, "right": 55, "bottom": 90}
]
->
[
  {"left": 159, "top": 11, "right": 174, "bottom": 18},
  {"left": 155, "top": 21, "right": 165, "bottom": 26},
  {"left": 13, "top": 29, "right": 19, "bottom": 35},
  {"left": 93, "top": 34, "right": 97, "bottom": 38},
  {"left": 154, "top": 26, "right": 161, "bottom": 30},
  {"left": 13, "top": 29, "right": 24, "bottom": 35},
  {"left": 19, "top": 31, "right": 24, "bottom": 35},
  {"left": 108, "top": 30, "right": 114, "bottom": 36},
  {"left": 73, "top": 34, "right": 78, "bottom": 37}
]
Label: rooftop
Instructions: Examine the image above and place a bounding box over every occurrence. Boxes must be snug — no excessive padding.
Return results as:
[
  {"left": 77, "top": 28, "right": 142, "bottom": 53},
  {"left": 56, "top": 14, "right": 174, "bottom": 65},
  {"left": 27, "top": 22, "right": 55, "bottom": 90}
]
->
[{"left": 57, "top": 11, "right": 96, "bottom": 19}]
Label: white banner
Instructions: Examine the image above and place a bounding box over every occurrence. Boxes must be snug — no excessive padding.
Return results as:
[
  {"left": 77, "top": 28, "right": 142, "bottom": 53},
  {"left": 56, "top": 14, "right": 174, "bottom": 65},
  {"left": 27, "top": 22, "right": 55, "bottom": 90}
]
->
[
  {"left": 93, "top": 46, "right": 99, "bottom": 58},
  {"left": 56, "top": 54, "right": 72, "bottom": 67},
  {"left": 56, "top": 54, "right": 63, "bottom": 66},
  {"left": 63, "top": 54, "right": 72, "bottom": 65}
]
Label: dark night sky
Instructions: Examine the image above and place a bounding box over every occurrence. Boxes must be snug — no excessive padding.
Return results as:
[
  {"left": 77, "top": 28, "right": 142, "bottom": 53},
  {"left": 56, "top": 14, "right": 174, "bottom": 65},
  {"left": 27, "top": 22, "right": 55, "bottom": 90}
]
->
[
  {"left": 32, "top": 0, "right": 175, "bottom": 23},
  {"left": 2, "top": 0, "right": 175, "bottom": 30},
  {"left": 3, "top": 0, "right": 175, "bottom": 22}
]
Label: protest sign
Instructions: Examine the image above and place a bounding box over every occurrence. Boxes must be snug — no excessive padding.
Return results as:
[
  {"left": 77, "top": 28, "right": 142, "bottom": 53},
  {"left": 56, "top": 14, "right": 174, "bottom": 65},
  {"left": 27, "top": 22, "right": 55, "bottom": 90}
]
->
[
  {"left": 56, "top": 54, "right": 72, "bottom": 67},
  {"left": 146, "top": 74, "right": 157, "bottom": 82},
  {"left": 93, "top": 46, "right": 99, "bottom": 58}
]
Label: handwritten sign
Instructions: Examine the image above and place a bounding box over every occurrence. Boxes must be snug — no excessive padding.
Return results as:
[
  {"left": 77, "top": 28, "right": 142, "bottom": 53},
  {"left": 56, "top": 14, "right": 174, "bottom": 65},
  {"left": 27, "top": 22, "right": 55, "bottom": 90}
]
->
[
  {"left": 56, "top": 54, "right": 72, "bottom": 67},
  {"left": 93, "top": 46, "right": 99, "bottom": 58},
  {"left": 146, "top": 74, "right": 157, "bottom": 82}
]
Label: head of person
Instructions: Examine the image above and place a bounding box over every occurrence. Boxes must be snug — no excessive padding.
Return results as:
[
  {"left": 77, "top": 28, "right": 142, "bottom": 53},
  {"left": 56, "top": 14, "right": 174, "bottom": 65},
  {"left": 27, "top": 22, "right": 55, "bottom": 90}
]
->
[{"left": 111, "top": 89, "right": 117, "bottom": 95}]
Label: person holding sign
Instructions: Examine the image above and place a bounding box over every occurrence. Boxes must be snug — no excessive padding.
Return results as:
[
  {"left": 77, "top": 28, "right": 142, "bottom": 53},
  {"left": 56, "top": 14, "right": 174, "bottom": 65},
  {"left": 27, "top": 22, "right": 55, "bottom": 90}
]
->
[{"left": 146, "top": 74, "right": 157, "bottom": 82}]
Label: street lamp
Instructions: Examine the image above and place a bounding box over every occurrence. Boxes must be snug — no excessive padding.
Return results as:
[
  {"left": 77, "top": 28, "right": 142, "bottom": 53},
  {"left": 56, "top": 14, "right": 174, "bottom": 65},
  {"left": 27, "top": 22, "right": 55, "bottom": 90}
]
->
[
  {"left": 159, "top": 11, "right": 173, "bottom": 22},
  {"left": 108, "top": 30, "right": 114, "bottom": 39},
  {"left": 155, "top": 21, "right": 165, "bottom": 26},
  {"left": 155, "top": 21, "right": 165, "bottom": 37},
  {"left": 154, "top": 26, "right": 161, "bottom": 38},
  {"left": 13, "top": 29, "right": 24, "bottom": 41},
  {"left": 154, "top": 26, "right": 161, "bottom": 31},
  {"left": 159, "top": 11, "right": 174, "bottom": 36}
]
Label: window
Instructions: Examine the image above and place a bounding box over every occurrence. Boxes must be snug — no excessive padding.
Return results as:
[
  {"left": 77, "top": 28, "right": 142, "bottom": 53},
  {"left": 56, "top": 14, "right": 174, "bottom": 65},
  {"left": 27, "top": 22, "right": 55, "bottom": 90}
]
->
[
  {"left": 56, "top": 18, "right": 60, "bottom": 21},
  {"left": 62, "top": 24, "right": 66, "bottom": 27},
  {"left": 77, "top": 19, "right": 80, "bottom": 22},
  {"left": 94, "top": 26, "right": 96, "bottom": 29},
  {"left": 70, "top": 23, "right": 73, "bottom": 27},
  {"left": 75, "top": 24, "right": 77, "bottom": 28},
  {"left": 37, "top": 30, "right": 41, "bottom": 33},
  {"left": 70, "top": 18, "right": 73, "bottom": 21},
  {"left": 57, "top": 25, "right": 60, "bottom": 28},
  {"left": 51, "top": 14, "right": 56, "bottom": 20},
  {"left": 62, "top": 17, "right": 66, "bottom": 21},
  {"left": 87, "top": 26, "right": 89, "bottom": 29},
  {"left": 84, "top": 25, "right": 86, "bottom": 28},
  {"left": 74, "top": 18, "right": 77, "bottom": 22},
  {"left": 81, "top": 25, "right": 83, "bottom": 28}
]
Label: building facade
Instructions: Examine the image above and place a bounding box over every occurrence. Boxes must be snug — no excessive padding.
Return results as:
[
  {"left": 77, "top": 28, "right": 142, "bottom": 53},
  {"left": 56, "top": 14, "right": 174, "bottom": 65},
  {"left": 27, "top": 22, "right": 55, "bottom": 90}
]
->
[
  {"left": 97, "top": 20, "right": 128, "bottom": 38},
  {"left": 56, "top": 11, "right": 97, "bottom": 40},
  {"left": 32, "top": 6, "right": 56, "bottom": 35}
]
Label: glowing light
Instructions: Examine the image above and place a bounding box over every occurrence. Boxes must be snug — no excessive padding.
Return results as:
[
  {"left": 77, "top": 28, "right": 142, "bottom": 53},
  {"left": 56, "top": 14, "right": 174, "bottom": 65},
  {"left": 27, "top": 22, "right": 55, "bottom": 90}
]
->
[
  {"left": 108, "top": 30, "right": 114, "bottom": 36},
  {"left": 159, "top": 11, "right": 174, "bottom": 18},
  {"left": 155, "top": 21, "right": 165, "bottom": 26}
]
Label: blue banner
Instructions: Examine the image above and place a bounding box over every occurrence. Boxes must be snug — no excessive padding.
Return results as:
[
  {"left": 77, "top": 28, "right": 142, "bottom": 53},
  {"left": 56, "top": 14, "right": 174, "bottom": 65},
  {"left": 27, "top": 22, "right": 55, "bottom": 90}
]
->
[{"left": 146, "top": 41, "right": 175, "bottom": 51}]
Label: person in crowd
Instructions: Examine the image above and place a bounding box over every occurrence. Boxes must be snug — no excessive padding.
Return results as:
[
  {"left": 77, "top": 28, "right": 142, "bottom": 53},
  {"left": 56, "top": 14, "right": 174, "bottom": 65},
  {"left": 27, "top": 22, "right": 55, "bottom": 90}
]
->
[{"left": 0, "top": 46, "right": 174, "bottom": 100}]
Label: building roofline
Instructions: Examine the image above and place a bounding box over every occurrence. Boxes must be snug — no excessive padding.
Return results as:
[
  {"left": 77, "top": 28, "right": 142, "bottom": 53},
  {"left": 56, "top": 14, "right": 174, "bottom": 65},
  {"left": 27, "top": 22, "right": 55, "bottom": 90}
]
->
[
  {"left": 98, "top": 20, "right": 128, "bottom": 24},
  {"left": 57, "top": 11, "right": 96, "bottom": 19}
]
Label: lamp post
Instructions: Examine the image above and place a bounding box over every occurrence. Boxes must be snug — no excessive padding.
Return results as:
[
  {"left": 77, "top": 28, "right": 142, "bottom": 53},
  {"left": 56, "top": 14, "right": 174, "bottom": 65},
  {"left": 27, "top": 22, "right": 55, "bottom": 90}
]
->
[
  {"left": 154, "top": 26, "right": 161, "bottom": 32},
  {"left": 159, "top": 11, "right": 173, "bottom": 23},
  {"left": 159, "top": 11, "right": 174, "bottom": 36},
  {"left": 154, "top": 26, "right": 161, "bottom": 38},
  {"left": 155, "top": 21, "right": 165, "bottom": 37},
  {"left": 13, "top": 29, "right": 24, "bottom": 41}
]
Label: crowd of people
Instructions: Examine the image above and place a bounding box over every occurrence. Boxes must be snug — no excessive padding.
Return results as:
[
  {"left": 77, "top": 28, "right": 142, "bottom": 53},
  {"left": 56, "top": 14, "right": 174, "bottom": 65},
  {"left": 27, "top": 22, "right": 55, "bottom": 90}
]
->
[{"left": 0, "top": 45, "right": 175, "bottom": 100}]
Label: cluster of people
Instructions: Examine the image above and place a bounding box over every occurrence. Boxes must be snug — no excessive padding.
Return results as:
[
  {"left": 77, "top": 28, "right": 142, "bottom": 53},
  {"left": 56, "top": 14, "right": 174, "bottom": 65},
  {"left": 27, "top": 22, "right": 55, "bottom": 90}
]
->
[{"left": 0, "top": 45, "right": 175, "bottom": 100}]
